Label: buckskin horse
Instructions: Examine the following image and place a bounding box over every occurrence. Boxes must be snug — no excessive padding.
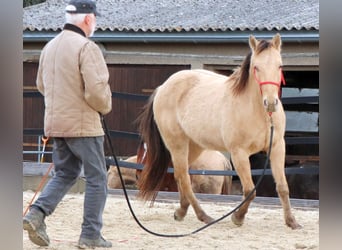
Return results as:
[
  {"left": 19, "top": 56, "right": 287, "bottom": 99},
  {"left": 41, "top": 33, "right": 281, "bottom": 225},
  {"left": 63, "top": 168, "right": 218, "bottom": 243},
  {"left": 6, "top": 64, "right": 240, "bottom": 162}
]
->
[{"left": 137, "top": 34, "right": 301, "bottom": 229}]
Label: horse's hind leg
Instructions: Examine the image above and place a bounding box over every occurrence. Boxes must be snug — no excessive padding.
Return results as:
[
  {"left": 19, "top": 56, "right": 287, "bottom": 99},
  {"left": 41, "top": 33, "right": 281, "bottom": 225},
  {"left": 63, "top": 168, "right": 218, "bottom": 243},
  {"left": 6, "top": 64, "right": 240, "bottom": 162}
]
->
[
  {"left": 174, "top": 185, "right": 190, "bottom": 220},
  {"left": 230, "top": 151, "right": 256, "bottom": 226},
  {"left": 172, "top": 152, "right": 214, "bottom": 224},
  {"left": 270, "top": 142, "right": 301, "bottom": 229}
]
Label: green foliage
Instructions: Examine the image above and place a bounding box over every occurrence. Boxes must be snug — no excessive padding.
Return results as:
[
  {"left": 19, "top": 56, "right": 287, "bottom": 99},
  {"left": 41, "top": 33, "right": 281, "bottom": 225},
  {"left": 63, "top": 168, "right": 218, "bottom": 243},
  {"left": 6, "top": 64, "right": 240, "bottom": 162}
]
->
[{"left": 23, "top": 0, "right": 46, "bottom": 8}]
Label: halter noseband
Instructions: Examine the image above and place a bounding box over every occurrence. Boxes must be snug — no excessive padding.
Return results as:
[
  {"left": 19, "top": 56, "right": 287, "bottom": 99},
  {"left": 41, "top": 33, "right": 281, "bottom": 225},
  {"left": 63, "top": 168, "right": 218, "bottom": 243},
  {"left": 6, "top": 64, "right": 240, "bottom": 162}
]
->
[{"left": 253, "top": 67, "right": 286, "bottom": 97}]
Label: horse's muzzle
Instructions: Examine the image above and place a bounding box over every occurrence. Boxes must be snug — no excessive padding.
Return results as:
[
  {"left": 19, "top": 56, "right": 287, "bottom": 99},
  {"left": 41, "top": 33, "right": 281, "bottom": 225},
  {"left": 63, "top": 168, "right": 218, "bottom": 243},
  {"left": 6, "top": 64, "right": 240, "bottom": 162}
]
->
[{"left": 264, "top": 98, "right": 278, "bottom": 112}]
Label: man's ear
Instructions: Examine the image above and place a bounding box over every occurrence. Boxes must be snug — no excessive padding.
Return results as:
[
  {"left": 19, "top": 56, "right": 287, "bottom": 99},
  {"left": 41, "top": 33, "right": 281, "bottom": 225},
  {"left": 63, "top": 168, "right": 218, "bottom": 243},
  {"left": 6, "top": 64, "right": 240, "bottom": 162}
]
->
[{"left": 84, "top": 14, "right": 91, "bottom": 25}]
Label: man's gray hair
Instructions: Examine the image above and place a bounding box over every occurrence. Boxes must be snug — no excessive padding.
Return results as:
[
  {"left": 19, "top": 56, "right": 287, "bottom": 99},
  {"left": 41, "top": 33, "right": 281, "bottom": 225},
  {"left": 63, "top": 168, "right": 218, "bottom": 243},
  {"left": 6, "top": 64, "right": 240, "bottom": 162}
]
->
[{"left": 65, "top": 12, "right": 87, "bottom": 24}]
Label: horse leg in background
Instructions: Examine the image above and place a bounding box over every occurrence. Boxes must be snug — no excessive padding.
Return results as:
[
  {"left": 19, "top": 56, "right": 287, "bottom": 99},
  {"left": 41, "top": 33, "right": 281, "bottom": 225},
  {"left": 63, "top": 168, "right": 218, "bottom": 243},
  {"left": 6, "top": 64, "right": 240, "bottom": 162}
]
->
[
  {"left": 172, "top": 150, "right": 214, "bottom": 224},
  {"left": 221, "top": 158, "right": 233, "bottom": 195},
  {"left": 270, "top": 142, "right": 302, "bottom": 229},
  {"left": 221, "top": 173, "right": 233, "bottom": 195},
  {"left": 230, "top": 150, "right": 256, "bottom": 226}
]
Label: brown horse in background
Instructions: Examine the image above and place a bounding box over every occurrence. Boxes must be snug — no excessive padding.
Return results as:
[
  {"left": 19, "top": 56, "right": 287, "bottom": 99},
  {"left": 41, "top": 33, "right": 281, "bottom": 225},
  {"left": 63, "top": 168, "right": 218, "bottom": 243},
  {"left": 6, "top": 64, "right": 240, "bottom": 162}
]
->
[
  {"left": 107, "top": 155, "right": 138, "bottom": 189},
  {"left": 137, "top": 34, "right": 301, "bottom": 229},
  {"left": 107, "top": 142, "right": 232, "bottom": 195},
  {"left": 137, "top": 143, "right": 232, "bottom": 195}
]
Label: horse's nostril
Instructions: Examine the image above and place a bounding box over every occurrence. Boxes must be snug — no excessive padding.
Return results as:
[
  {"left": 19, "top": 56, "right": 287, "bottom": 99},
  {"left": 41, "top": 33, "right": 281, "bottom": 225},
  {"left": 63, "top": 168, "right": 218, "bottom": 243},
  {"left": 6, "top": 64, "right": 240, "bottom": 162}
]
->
[
  {"left": 263, "top": 99, "right": 268, "bottom": 107},
  {"left": 275, "top": 99, "right": 279, "bottom": 105},
  {"left": 267, "top": 104, "right": 276, "bottom": 112}
]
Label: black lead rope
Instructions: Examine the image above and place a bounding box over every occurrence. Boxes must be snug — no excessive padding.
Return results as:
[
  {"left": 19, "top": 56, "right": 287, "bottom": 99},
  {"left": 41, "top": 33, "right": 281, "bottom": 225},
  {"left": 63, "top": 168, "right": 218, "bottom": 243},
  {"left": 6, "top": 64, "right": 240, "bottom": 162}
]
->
[{"left": 101, "top": 115, "right": 274, "bottom": 237}]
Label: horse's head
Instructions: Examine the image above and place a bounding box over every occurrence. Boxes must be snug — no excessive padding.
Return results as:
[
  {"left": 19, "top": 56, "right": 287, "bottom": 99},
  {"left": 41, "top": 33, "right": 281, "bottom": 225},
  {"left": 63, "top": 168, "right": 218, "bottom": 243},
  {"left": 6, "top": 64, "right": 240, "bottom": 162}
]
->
[{"left": 249, "top": 33, "right": 284, "bottom": 113}]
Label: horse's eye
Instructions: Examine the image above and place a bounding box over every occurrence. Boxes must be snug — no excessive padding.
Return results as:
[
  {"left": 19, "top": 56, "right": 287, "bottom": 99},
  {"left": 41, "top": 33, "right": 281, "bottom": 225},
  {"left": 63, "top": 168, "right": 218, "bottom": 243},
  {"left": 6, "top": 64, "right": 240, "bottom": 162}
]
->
[{"left": 254, "top": 66, "right": 259, "bottom": 72}]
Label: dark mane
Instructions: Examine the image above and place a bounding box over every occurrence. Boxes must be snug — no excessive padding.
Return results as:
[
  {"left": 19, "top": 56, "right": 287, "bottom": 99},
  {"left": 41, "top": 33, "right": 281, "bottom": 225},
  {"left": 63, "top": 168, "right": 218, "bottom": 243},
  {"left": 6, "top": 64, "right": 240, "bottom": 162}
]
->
[{"left": 230, "top": 40, "right": 273, "bottom": 95}]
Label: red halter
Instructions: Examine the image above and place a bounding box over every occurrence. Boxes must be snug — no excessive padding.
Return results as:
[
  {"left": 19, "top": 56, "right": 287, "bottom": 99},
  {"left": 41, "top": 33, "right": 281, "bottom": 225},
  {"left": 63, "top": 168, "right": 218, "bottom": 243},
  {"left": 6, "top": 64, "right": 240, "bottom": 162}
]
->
[{"left": 253, "top": 67, "right": 286, "bottom": 97}]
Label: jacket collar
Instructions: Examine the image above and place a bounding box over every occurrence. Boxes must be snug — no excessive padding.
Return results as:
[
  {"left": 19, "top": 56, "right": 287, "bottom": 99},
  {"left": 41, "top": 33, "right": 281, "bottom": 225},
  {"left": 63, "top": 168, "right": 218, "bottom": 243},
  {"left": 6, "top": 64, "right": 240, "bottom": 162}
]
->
[{"left": 63, "top": 23, "right": 86, "bottom": 37}]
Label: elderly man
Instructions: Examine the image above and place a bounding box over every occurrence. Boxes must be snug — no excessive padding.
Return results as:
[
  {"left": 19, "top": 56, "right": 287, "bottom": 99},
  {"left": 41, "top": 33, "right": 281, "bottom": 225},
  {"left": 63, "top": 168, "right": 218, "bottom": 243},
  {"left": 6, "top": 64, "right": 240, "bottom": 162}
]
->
[{"left": 23, "top": 0, "right": 112, "bottom": 248}]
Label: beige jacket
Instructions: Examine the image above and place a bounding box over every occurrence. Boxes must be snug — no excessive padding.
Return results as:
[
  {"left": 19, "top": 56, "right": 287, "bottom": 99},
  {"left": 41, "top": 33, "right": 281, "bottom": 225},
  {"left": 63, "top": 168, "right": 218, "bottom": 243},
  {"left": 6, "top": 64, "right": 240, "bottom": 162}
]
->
[{"left": 36, "top": 24, "right": 112, "bottom": 137}]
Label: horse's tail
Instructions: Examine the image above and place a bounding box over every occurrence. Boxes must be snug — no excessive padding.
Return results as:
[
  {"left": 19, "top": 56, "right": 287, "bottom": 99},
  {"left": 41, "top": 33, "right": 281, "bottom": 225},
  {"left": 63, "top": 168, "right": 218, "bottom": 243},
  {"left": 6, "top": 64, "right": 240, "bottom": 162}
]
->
[
  {"left": 221, "top": 159, "right": 233, "bottom": 195},
  {"left": 136, "top": 91, "right": 171, "bottom": 201}
]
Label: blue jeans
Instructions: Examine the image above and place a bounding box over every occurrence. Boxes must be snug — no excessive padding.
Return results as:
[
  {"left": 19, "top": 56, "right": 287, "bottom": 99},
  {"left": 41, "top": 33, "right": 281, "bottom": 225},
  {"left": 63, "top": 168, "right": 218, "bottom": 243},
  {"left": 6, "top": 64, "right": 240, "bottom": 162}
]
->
[{"left": 32, "top": 136, "right": 108, "bottom": 239}]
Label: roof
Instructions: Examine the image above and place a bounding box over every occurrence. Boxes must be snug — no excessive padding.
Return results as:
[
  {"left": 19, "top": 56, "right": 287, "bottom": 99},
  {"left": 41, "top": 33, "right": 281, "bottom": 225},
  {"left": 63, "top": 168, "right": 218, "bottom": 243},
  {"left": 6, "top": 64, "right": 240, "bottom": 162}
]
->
[{"left": 24, "top": 0, "right": 319, "bottom": 33}]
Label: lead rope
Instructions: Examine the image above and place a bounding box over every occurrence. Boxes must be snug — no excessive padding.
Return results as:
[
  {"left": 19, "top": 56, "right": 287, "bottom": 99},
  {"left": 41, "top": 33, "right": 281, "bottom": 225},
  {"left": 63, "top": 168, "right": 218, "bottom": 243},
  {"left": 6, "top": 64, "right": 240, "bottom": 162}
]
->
[
  {"left": 23, "top": 136, "right": 54, "bottom": 217},
  {"left": 102, "top": 115, "right": 274, "bottom": 237}
]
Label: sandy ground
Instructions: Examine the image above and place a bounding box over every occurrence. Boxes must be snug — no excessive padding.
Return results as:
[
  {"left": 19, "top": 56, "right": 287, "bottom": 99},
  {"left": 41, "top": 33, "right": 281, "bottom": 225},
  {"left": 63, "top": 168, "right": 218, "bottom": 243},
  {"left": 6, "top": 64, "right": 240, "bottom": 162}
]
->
[{"left": 23, "top": 191, "right": 319, "bottom": 250}]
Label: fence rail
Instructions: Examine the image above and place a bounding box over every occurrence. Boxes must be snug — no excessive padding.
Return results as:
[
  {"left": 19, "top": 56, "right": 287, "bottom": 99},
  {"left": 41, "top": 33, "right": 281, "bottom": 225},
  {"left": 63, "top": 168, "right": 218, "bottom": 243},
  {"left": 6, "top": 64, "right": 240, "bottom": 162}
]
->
[{"left": 105, "top": 158, "right": 319, "bottom": 177}]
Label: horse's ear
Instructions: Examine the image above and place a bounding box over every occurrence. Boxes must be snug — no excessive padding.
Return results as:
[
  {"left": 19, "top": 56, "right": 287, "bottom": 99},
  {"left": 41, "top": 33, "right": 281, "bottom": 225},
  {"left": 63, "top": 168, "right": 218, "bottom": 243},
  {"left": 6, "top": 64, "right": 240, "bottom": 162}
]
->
[
  {"left": 272, "top": 33, "right": 282, "bottom": 51},
  {"left": 249, "top": 35, "right": 258, "bottom": 51}
]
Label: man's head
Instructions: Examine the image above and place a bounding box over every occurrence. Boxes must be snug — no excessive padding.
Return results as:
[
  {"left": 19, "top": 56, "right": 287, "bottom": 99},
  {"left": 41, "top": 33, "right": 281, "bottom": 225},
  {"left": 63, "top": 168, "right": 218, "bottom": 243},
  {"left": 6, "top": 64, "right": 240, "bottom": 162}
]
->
[{"left": 65, "top": 0, "right": 101, "bottom": 37}]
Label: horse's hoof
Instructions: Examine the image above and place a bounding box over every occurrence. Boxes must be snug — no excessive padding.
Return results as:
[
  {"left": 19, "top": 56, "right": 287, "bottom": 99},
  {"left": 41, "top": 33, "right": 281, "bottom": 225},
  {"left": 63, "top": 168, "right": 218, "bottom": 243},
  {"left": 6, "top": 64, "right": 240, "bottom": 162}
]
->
[
  {"left": 231, "top": 213, "right": 244, "bottom": 226},
  {"left": 203, "top": 216, "right": 214, "bottom": 224},
  {"left": 286, "top": 216, "right": 302, "bottom": 229},
  {"left": 288, "top": 221, "right": 302, "bottom": 230},
  {"left": 174, "top": 211, "right": 184, "bottom": 221}
]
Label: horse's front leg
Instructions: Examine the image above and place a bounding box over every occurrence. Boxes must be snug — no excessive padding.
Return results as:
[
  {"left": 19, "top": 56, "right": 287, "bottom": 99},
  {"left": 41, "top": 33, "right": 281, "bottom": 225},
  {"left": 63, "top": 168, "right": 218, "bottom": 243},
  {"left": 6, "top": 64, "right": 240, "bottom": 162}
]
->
[
  {"left": 230, "top": 150, "right": 256, "bottom": 226},
  {"left": 173, "top": 160, "right": 214, "bottom": 224},
  {"left": 270, "top": 140, "right": 302, "bottom": 229}
]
